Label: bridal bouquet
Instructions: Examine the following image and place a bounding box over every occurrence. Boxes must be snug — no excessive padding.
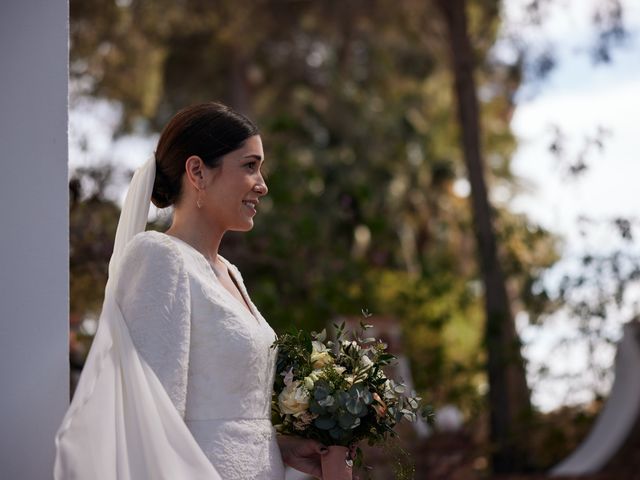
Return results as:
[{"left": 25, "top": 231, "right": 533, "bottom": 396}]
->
[{"left": 270, "top": 313, "right": 432, "bottom": 479}]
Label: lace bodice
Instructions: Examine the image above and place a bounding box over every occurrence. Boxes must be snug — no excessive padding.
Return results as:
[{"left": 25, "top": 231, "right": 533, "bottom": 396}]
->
[{"left": 114, "top": 230, "right": 285, "bottom": 479}]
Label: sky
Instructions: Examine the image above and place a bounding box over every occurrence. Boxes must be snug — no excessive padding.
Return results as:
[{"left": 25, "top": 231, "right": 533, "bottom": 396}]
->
[
  {"left": 495, "top": 0, "right": 640, "bottom": 411},
  {"left": 69, "top": 0, "right": 640, "bottom": 412},
  {"left": 502, "top": 0, "right": 640, "bottom": 252}
]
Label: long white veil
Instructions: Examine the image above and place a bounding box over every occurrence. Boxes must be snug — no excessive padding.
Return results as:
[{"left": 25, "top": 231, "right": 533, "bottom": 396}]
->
[{"left": 54, "top": 156, "right": 221, "bottom": 479}]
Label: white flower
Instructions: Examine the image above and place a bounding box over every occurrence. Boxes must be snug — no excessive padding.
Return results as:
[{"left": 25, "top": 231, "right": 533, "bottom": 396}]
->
[
  {"left": 333, "top": 365, "right": 346, "bottom": 375},
  {"left": 311, "top": 341, "right": 334, "bottom": 369},
  {"left": 312, "top": 351, "right": 333, "bottom": 369},
  {"left": 303, "top": 377, "right": 313, "bottom": 390},
  {"left": 312, "top": 340, "right": 327, "bottom": 352},
  {"left": 278, "top": 380, "right": 309, "bottom": 415},
  {"left": 304, "top": 369, "right": 324, "bottom": 389}
]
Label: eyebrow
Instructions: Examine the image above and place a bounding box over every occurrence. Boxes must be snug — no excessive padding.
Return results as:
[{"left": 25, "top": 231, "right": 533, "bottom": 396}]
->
[{"left": 243, "top": 154, "right": 263, "bottom": 161}]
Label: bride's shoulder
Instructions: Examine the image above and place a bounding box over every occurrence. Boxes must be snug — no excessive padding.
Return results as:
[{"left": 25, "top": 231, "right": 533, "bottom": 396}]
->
[
  {"left": 127, "top": 229, "right": 174, "bottom": 247},
  {"left": 122, "top": 230, "right": 181, "bottom": 264},
  {"left": 115, "top": 231, "right": 186, "bottom": 297}
]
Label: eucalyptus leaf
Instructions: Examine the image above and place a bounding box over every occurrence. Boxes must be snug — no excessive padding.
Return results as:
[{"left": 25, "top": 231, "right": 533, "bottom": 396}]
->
[
  {"left": 338, "top": 412, "right": 357, "bottom": 429},
  {"left": 335, "top": 390, "right": 349, "bottom": 407},
  {"left": 309, "top": 400, "right": 325, "bottom": 415},
  {"left": 314, "top": 416, "right": 336, "bottom": 430},
  {"left": 329, "top": 426, "right": 345, "bottom": 440},
  {"left": 346, "top": 398, "right": 362, "bottom": 416},
  {"left": 318, "top": 395, "right": 335, "bottom": 407},
  {"left": 314, "top": 388, "right": 328, "bottom": 401}
]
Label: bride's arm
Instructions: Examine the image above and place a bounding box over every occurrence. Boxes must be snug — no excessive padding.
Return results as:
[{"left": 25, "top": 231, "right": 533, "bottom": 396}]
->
[{"left": 114, "top": 233, "right": 191, "bottom": 418}]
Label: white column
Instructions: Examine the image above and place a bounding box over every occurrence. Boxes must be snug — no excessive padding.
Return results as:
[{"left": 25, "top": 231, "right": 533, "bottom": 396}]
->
[{"left": 0, "top": 1, "right": 69, "bottom": 479}]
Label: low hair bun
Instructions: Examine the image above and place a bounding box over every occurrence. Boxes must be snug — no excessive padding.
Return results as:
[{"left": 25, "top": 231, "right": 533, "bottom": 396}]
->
[{"left": 151, "top": 163, "right": 176, "bottom": 209}]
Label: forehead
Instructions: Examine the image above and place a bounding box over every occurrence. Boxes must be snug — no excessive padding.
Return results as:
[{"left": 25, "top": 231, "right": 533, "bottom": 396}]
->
[{"left": 236, "top": 135, "right": 263, "bottom": 156}]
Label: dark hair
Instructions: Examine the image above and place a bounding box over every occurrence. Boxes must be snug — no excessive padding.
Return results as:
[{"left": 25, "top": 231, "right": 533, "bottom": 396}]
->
[{"left": 152, "top": 102, "right": 259, "bottom": 208}]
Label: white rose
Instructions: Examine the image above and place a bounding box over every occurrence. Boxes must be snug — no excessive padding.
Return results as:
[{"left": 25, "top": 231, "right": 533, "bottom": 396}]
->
[
  {"left": 278, "top": 380, "right": 309, "bottom": 415},
  {"left": 311, "top": 351, "right": 333, "bottom": 369},
  {"left": 310, "top": 341, "right": 334, "bottom": 369}
]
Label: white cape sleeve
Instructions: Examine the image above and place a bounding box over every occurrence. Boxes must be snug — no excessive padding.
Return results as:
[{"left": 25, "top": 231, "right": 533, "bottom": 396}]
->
[
  {"left": 53, "top": 234, "right": 222, "bottom": 479},
  {"left": 114, "top": 233, "right": 191, "bottom": 419},
  {"left": 54, "top": 154, "right": 221, "bottom": 479}
]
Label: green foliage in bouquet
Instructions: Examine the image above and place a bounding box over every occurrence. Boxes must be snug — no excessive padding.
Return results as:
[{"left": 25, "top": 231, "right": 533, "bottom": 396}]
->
[{"left": 271, "top": 311, "right": 434, "bottom": 469}]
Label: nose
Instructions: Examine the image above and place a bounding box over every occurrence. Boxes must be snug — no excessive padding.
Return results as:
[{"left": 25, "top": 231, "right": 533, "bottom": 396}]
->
[{"left": 254, "top": 180, "right": 268, "bottom": 196}]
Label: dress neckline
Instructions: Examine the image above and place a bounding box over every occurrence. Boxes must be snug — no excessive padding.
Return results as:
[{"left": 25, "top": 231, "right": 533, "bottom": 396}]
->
[{"left": 159, "top": 231, "right": 261, "bottom": 324}]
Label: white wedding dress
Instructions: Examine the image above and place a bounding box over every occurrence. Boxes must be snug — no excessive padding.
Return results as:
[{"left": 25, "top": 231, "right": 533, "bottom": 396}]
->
[
  {"left": 55, "top": 156, "right": 287, "bottom": 479},
  {"left": 113, "top": 230, "right": 286, "bottom": 479}
]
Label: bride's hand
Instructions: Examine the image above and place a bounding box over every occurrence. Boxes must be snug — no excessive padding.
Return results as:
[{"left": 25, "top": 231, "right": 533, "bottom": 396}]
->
[{"left": 276, "top": 435, "right": 327, "bottom": 479}]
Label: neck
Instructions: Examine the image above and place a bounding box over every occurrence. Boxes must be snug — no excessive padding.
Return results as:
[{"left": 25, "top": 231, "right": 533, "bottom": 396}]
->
[{"left": 164, "top": 208, "right": 226, "bottom": 266}]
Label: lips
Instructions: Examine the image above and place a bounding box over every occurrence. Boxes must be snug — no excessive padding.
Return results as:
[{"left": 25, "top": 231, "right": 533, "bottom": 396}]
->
[{"left": 242, "top": 199, "right": 258, "bottom": 215}]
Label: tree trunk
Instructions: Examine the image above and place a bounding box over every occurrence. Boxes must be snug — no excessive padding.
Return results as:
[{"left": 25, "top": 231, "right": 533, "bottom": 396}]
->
[{"left": 434, "top": 0, "right": 532, "bottom": 472}]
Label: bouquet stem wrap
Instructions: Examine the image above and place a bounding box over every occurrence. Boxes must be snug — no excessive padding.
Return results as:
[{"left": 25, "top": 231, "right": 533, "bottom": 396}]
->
[{"left": 321, "top": 445, "right": 353, "bottom": 480}]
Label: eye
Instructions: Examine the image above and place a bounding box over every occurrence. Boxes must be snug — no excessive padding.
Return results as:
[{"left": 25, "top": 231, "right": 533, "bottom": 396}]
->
[{"left": 244, "top": 161, "right": 269, "bottom": 179}]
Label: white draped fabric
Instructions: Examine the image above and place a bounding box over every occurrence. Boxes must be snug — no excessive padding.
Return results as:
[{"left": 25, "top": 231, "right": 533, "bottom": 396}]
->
[{"left": 54, "top": 156, "right": 222, "bottom": 479}]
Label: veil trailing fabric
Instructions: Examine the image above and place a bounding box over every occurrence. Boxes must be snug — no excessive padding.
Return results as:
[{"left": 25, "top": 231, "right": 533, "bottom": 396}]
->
[{"left": 54, "top": 156, "right": 222, "bottom": 479}]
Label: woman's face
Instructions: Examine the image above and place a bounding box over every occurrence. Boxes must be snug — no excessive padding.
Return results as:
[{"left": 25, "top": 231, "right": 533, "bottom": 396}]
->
[{"left": 201, "top": 134, "right": 268, "bottom": 231}]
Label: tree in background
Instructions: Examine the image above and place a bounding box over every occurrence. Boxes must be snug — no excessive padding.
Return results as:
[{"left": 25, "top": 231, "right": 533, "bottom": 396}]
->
[
  {"left": 434, "top": 0, "right": 532, "bottom": 471},
  {"left": 70, "top": 0, "right": 564, "bottom": 473}
]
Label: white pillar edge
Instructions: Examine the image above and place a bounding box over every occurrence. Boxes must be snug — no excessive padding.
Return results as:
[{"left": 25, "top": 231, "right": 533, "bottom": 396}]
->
[{"left": 0, "top": 1, "right": 69, "bottom": 479}]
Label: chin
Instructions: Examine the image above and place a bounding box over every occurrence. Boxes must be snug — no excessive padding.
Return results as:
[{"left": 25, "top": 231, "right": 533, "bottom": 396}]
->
[{"left": 232, "top": 221, "right": 254, "bottom": 232}]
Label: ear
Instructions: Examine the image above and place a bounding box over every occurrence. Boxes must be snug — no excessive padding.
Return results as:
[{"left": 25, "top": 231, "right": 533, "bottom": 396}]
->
[{"left": 184, "top": 155, "right": 214, "bottom": 189}]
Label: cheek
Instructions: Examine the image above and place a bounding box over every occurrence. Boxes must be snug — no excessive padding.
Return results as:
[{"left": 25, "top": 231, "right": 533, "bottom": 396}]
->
[
  {"left": 216, "top": 183, "right": 246, "bottom": 210},
  {"left": 210, "top": 174, "right": 252, "bottom": 206}
]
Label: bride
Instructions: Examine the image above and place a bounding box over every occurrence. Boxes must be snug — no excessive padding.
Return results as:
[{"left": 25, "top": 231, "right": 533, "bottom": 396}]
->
[{"left": 54, "top": 102, "right": 328, "bottom": 479}]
